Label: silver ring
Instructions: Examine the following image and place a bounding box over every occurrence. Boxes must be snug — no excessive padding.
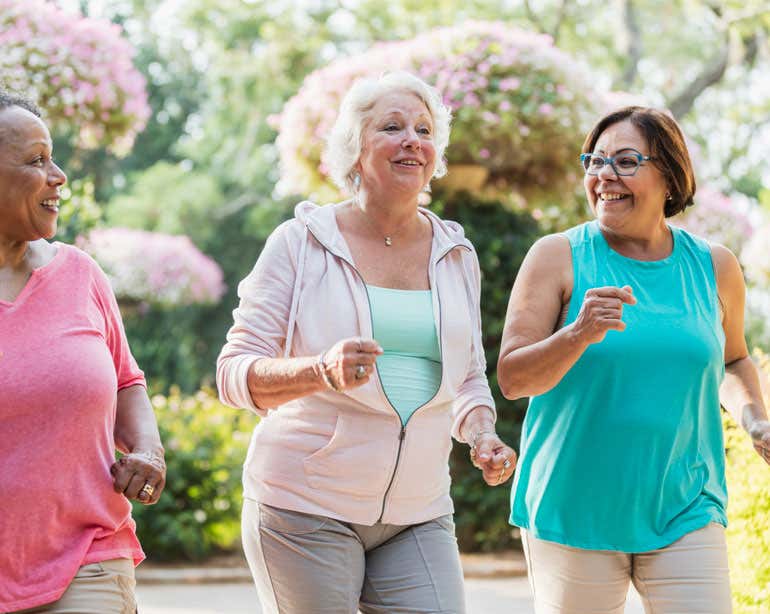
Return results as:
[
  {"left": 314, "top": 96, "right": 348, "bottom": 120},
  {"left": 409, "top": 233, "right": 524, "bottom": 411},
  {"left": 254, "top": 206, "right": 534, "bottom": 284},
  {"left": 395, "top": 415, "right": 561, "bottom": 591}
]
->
[
  {"left": 503, "top": 458, "right": 511, "bottom": 469},
  {"left": 355, "top": 364, "right": 366, "bottom": 379}
]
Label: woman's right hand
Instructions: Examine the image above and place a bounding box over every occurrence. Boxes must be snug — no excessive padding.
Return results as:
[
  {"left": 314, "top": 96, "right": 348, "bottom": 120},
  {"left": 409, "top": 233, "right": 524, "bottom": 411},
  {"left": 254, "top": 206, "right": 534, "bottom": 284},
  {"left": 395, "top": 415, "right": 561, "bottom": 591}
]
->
[
  {"left": 571, "top": 285, "right": 636, "bottom": 345},
  {"left": 321, "top": 337, "right": 383, "bottom": 391}
]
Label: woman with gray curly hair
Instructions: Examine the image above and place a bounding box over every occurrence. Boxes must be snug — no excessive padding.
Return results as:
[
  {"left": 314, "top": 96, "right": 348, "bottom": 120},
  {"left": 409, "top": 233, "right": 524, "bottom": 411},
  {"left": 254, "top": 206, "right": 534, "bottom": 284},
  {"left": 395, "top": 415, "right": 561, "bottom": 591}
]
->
[
  {"left": 217, "top": 71, "right": 516, "bottom": 613},
  {"left": 0, "top": 90, "right": 165, "bottom": 613}
]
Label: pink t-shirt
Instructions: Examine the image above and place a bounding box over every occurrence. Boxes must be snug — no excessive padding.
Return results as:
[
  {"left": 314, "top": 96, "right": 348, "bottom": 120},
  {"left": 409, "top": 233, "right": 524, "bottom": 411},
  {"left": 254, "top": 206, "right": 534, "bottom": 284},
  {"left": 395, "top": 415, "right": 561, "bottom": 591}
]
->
[{"left": 0, "top": 243, "right": 146, "bottom": 612}]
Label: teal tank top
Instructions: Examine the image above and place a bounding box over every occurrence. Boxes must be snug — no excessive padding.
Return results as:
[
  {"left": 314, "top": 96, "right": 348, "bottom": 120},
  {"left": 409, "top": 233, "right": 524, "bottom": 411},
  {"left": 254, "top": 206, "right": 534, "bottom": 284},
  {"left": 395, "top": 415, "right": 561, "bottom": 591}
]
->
[
  {"left": 366, "top": 285, "right": 441, "bottom": 425},
  {"left": 510, "top": 221, "right": 727, "bottom": 552}
]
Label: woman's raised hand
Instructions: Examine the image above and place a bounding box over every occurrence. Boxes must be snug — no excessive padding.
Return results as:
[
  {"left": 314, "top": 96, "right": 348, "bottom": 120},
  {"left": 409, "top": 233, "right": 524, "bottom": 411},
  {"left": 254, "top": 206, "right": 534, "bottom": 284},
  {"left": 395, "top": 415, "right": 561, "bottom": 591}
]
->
[
  {"left": 320, "top": 337, "right": 383, "bottom": 391},
  {"left": 572, "top": 285, "right": 636, "bottom": 345}
]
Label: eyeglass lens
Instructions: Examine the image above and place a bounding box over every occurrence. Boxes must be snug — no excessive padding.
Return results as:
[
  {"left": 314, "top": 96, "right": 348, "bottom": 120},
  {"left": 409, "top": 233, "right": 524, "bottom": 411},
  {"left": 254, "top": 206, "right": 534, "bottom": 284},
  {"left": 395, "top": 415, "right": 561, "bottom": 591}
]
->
[{"left": 583, "top": 153, "right": 642, "bottom": 176}]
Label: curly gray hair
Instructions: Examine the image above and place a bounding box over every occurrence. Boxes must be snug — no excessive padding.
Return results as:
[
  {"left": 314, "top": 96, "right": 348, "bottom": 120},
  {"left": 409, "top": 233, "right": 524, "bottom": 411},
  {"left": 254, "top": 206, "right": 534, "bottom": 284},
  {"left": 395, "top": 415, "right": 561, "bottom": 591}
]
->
[
  {"left": 325, "top": 71, "right": 452, "bottom": 195},
  {"left": 0, "top": 89, "right": 41, "bottom": 117}
]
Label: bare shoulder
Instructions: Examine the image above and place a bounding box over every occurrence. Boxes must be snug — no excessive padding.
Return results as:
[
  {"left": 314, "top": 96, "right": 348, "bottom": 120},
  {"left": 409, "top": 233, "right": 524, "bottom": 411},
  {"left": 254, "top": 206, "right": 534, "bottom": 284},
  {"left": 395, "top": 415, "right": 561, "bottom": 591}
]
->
[
  {"left": 709, "top": 242, "right": 744, "bottom": 293},
  {"left": 527, "top": 233, "right": 571, "bottom": 266},
  {"left": 517, "top": 233, "right": 572, "bottom": 297}
]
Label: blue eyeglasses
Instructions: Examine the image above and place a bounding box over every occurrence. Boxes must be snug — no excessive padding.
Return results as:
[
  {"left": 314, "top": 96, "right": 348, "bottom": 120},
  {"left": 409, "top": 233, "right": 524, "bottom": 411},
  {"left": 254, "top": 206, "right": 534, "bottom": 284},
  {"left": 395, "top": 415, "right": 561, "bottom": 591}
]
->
[{"left": 580, "top": 150, "right": 654, "bottom": 176}]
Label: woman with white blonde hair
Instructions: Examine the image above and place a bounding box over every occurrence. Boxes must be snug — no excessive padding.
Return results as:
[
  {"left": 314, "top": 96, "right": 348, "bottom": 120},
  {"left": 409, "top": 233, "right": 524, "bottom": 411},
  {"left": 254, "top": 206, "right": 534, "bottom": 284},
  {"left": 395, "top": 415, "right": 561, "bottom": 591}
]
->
[{"left": 217, "top": 71, "right": 516, "bottom": 613}]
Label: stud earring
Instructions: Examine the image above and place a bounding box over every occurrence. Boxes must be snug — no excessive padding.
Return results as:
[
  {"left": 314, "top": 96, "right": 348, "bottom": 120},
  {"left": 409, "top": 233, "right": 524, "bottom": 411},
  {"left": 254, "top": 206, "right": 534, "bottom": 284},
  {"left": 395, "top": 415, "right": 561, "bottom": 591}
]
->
[
  {"left": 353, "top": 173, "right": 361, "bottom": 189},
  {"left": 665, "top": 191, "right": 672, "bottom": 201}
]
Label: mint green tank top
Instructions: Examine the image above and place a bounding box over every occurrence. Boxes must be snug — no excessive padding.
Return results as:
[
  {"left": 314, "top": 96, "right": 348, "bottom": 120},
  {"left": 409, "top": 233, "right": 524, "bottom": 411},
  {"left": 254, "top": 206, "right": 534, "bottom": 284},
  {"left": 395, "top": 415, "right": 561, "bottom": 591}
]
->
[
  {"left": 366, "top": 285, "right": 441, "bottom": 425},
  {"left": 510, "top": 221, "right": 727, "bottom": 552}
]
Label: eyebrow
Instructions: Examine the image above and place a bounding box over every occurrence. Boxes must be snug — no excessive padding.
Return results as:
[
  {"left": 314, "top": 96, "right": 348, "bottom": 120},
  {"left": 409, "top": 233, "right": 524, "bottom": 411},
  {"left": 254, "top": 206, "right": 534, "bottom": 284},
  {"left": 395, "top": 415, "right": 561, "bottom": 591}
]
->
[
  {"left": 381, "top": 110, "right": 432, "bottom": 122},
  {"left": 595, "top": 147, "right": 642, "bottom": 155}
]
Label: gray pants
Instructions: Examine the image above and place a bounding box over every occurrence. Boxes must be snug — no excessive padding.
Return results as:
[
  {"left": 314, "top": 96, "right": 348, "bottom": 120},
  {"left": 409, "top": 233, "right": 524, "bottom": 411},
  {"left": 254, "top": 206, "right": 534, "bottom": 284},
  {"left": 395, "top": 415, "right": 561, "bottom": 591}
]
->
[{"left": 242, "top": 499, "right": 466, "bottom": 614}]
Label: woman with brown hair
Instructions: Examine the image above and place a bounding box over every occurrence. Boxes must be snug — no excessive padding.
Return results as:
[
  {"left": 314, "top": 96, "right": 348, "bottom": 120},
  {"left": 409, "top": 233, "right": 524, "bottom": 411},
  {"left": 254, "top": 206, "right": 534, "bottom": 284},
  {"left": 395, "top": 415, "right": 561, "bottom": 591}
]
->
[{"left": 498, "top": 106, "right": 770, "bottom": 612}]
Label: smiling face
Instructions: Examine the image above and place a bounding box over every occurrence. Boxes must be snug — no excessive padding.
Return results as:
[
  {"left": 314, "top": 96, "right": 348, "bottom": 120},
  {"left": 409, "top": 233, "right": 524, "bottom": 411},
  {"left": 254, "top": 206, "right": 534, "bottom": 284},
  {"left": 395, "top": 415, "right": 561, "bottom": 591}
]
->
[
  {"left": 0, "top": 106, "right": 66, "bottom": 242},
  {"left": 356, "top": 90, "right": 436, "bottom": 200},
  {"left": 584, "top": 119, "right": 669, "bottom": 234}
]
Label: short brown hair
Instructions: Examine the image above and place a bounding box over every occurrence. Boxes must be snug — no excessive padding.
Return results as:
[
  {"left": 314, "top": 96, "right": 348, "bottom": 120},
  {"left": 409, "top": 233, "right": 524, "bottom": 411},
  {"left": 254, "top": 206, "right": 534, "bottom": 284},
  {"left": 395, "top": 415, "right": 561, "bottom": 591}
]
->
[{"left": 582, "top": 106, "right": 695, "bottom": 217}]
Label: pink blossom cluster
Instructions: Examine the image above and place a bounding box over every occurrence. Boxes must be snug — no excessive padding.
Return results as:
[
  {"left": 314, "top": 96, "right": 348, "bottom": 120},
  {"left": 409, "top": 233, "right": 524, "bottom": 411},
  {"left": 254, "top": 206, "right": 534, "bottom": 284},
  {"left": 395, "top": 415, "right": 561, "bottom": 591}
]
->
[
  {"left": 77, "top": 228, "right": 226, "bottom": 307},
  {"left": 0, "top": 0, "right": 150, "bottom": 155},
  {"left": 672, "top": 187, "right": 757, "bottom": 254},
  {"left": 276, "top": 21, "right": 599, "bottom": 201}
]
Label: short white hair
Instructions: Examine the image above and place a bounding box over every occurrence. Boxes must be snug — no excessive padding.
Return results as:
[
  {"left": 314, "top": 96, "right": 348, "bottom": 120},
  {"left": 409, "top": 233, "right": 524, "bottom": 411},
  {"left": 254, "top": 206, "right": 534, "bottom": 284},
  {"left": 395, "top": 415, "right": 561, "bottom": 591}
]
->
[{"left": 325, "top": 71, "right": 452, "bottom": 195}]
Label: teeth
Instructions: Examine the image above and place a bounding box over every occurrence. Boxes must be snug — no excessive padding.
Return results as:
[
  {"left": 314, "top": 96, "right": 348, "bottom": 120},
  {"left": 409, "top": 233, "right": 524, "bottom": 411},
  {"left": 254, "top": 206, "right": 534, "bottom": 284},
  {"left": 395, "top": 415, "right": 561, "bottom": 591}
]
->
[
  {"left": 397, "top": 160, "right": 419, "bottom": 166},
  {"left": 41, "top": 199, "right": 59, "bottom": 208},
  {"left": 600, "top": 193, "right": 628, "bottom": 201}
]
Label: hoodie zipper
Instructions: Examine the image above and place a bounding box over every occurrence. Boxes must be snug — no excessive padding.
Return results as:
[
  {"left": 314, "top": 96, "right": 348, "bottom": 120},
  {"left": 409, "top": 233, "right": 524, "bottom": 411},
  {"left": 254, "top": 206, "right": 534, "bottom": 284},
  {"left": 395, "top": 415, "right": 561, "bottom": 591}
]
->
[
  {"left": 375, "top": 243, "right": 471, "bottom": 522},
  {"left": 307, "top": 224, "right": 471, "bottom": 524}
]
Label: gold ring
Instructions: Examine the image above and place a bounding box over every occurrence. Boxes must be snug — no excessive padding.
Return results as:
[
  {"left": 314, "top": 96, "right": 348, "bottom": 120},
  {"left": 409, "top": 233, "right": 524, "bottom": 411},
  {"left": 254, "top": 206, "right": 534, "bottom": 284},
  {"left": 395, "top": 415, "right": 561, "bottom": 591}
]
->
[
  {"left": 496, "top": 466, "right": 505, "bottom": 484},
  {"left": 140, "top": 483, "right": 154, "bottom": 497}
]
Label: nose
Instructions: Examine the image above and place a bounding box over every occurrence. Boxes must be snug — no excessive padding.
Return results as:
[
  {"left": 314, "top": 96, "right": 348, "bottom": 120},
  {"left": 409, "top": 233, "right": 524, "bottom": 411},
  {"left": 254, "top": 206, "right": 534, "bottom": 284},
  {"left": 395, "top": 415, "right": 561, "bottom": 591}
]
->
[
  {"left": 597, "top": 160, "right": 618, "bottom": 180},
  {"left": 48, "top": 160, "right": 67, "bottom": 187},
  {"left": 402, "top": 127, "right": 421, "bottom": 149}
]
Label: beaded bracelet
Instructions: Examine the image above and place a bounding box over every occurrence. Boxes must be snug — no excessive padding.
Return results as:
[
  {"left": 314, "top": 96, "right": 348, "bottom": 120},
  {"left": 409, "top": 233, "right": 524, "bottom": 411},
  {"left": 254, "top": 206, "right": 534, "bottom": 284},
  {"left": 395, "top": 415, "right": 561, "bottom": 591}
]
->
[{"left": 316, "top": 353, "right": 341, "bottom": 392}]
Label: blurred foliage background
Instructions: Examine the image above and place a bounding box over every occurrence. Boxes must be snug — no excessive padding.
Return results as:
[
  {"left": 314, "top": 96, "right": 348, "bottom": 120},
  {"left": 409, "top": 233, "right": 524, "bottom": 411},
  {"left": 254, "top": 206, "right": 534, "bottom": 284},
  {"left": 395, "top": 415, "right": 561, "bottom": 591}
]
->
[{"left": 4, "top": 0, "right": 770, "bottom": 608}]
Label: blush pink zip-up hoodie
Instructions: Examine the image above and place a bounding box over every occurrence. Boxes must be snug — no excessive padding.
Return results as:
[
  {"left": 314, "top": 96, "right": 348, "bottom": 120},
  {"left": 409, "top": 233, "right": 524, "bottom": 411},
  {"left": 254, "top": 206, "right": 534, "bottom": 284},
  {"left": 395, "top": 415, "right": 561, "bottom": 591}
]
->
[{"left": 217, "top": 201, "right": 495, "bottom": 525}]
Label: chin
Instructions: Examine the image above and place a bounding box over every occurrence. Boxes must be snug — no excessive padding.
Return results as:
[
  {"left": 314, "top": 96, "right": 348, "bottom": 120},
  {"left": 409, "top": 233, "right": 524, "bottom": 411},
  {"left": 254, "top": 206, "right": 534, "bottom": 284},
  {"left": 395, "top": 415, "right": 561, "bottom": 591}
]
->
[{"left": 39, "top": 225, "right": 58, "bottom": 240}]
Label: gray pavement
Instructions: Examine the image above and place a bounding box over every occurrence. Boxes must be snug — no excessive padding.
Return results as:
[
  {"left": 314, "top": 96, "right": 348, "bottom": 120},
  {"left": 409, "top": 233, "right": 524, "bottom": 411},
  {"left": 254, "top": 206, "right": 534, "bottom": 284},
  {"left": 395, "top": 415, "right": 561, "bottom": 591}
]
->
[{"left": 136, "top": 577, "right": 646, "bottom": 613}]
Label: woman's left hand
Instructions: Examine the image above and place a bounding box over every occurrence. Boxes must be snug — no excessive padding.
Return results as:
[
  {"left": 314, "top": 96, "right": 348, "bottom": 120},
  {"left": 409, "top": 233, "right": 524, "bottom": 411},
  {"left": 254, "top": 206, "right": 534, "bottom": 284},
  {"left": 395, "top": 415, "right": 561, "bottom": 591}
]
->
[
  {"left": 749, "top": 419, "right": 770, "bottom": 466},
  {"left": 470, "top": 432, "right": 517, "bottom": 486},
  {"left": 110, "top": 450, "right": 166, "bottom": 505}
]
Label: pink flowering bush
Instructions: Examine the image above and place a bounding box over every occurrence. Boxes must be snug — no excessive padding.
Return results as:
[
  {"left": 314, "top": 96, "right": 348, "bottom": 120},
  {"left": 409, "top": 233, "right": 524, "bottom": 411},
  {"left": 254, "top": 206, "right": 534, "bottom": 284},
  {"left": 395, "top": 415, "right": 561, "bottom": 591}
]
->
[
  {"left": 78, "top": 228, "right": 226, "bottom": 307},
  {"left": 276, "top": 21, "right": 599, "bottom": 202},
  {"left": 672, "top": 187, "right": 756, "bottom": 254},
  {"left": 0, "top": 0, "right": 150, "bottom": 154}
]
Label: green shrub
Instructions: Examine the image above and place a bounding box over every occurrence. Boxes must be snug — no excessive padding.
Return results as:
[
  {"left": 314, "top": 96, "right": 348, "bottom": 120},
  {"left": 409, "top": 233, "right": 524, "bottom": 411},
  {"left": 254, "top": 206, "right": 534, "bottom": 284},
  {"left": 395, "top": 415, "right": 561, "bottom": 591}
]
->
[
  {"left": 433, "top": 195, "right": 541, "bottom": 552},
  {"left": 132, "top": 388, "right": 257, "bottom": 561},
  {"left": 725, "top": 352, "right": 770, "bottom": 612}
]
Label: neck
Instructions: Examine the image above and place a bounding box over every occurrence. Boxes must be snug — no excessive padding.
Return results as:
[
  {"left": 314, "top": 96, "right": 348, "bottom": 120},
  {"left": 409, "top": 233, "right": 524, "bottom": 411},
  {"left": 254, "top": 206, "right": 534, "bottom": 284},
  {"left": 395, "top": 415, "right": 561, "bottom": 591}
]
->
[
  {"left": 355, "top": 188, "right": 421, "bottom": 235},
  {"left": 600, "top": 219, "right": 672, "bottom": 260},
  {"left": 0, "top": 237, "right": 31, "bottom": 268}
]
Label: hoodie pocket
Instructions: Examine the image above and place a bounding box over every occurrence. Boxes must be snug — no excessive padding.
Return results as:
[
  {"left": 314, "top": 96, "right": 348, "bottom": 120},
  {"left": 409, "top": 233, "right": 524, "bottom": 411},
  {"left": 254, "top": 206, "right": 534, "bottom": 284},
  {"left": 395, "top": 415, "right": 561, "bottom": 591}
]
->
[{"left": 302, "top": 412, "right": 395, "bottom": 497}]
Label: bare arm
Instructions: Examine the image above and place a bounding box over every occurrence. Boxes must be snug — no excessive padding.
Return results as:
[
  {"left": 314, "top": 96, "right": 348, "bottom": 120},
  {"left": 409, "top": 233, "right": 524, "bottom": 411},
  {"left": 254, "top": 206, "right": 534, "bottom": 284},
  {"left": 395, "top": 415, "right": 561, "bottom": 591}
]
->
[
  {"left": 112, "top": 384, "right": 166, "bottom": 504},
  {"left": 713, "top": 244, "right": 770, "bottom": 464},
  {"left": 497, "top": 234, "right": 635, "bottom": 399}
]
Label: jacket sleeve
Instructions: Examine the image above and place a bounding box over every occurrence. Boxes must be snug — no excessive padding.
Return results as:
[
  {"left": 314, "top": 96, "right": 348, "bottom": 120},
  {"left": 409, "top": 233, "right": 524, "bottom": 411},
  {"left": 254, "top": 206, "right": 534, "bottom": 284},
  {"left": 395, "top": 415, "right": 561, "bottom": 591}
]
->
[
  {"left": 451, "top": 246, "right": 497, "bottom": 442},
  {"left": 216, "top": 220, "right": 299, "bottom": 415}
]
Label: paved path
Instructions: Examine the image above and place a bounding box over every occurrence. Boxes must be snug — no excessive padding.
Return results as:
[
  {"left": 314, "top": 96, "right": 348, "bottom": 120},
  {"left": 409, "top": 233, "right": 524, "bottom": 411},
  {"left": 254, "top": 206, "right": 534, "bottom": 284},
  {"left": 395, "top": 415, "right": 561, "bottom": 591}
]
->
[{"left": 137, "top": 577, "right": 645, "bottom": 613}]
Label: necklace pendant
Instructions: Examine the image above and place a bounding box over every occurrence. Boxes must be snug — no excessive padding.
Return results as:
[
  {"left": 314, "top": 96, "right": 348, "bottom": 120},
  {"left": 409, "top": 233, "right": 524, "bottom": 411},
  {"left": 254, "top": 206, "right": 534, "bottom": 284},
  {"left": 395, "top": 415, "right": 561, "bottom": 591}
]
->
[{"left": 384, "top": 237, "right": 392, "bottom": 247}]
